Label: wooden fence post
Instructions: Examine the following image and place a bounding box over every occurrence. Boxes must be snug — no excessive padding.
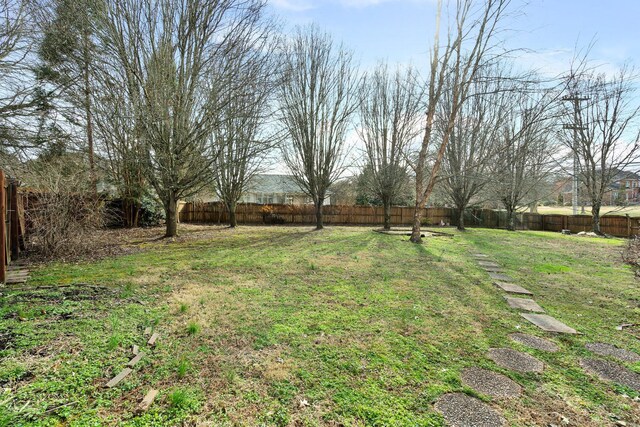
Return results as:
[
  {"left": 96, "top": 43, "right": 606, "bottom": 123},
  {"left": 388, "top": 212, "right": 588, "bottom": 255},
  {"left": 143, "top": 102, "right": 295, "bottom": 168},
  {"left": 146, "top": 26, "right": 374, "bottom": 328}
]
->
[
  {"left": 0, "top": 170, "right": 5, "bottom": 284},
  {"left": 9, "top": 181, "right": 18, "bottom": 258},
  {"left": 627, "top": 214, "right": 631, "bottom": 238}
]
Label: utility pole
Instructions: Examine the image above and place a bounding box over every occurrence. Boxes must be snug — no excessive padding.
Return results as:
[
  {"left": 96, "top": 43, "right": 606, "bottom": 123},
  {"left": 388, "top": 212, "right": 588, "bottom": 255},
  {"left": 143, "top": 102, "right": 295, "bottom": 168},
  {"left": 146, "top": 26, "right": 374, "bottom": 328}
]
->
[{"left": 563, "top": 95, "right": 589, "bottom": 216}]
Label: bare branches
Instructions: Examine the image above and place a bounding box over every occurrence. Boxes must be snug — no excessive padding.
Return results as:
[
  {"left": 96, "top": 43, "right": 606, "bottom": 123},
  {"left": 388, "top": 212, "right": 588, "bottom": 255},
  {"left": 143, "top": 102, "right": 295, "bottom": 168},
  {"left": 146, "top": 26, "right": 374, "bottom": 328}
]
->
[
  {"left": 561, "top": 63, "right": 640, "bottom": 233},
  {"left": 408, "top": 0, "right": 513, "bottom": 243},
  {"left": 98, "top": 0, "right": 269, "bottom": 236},
  {"left": 277, "top": 25, "right": 359, "bottom": 230},
  {"left": 357, "top": 62, "right": 424, "bottom": 229}
]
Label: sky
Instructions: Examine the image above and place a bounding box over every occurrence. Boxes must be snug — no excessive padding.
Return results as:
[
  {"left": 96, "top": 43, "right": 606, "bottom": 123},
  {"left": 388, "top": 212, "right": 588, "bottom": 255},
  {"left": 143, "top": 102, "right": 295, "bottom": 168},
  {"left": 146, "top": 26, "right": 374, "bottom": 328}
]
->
[{"left": 267, "top": 0, "right": 640, "bottom": 76}]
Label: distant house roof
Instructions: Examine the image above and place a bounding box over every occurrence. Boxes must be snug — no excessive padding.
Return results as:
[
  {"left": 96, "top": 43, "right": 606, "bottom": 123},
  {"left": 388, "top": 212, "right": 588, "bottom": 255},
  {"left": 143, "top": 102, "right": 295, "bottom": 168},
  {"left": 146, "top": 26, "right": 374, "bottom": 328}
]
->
[{"left": 247, "top": 174, "right": 306, "bottom": 194}]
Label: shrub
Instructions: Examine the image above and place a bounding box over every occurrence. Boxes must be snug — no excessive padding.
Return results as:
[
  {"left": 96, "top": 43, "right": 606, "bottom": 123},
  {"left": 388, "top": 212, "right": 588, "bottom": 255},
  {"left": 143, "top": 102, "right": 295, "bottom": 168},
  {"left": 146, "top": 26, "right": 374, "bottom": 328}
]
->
[{"left": 22, "top": 157, "right": 108, "bottom": 259}]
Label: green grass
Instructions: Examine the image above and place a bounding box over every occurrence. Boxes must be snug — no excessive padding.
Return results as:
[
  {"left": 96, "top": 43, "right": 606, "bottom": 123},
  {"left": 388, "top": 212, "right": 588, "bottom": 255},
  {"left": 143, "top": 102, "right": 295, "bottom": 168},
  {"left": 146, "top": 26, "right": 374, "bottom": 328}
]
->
[
  {"left": 0, "top": 225, "right": 639, "bottom": 426},
  {"left": 536, "top": 205, "right": 640, "bottom": 217}
]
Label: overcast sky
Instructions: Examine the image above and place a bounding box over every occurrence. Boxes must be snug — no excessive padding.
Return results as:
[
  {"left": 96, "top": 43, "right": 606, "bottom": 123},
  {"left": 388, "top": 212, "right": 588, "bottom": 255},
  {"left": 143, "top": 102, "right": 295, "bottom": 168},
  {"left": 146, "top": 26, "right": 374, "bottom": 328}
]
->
[{"left": 267, "top": 0, "right": 639, "bottom": 76}]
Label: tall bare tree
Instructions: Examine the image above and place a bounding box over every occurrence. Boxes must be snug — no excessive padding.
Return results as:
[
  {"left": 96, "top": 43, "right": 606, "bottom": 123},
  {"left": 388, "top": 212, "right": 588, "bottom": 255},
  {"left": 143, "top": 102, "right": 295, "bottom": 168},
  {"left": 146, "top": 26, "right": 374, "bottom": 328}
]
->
[
  {"left": 92, "top": 59, "right": 146, "bottom": 227},
  {"left": 357, "top": 63, "right": 424, "bottom": 229},
  {"left": 98, "top": 0, "right": 268, "bottom": 237},
  {"left": 0, "top": 0, "right": 42, "bottom": 157},
  {"left": 562, "top": 66, "right": 640, "bottom": 234},
  {"left": 408, "top": 0, "right": 512, "bottom": 243},
  {"left": 492, "top": 87, "right": 559, "bottom": 231},
  {"left": 211, "top": 27, "right": 276, "bottom": 228},
  {"left": 439, "top": 65, "right": 508, "bottom": 230},
  {"left": 277, "top": 25, "right": 359, "bottom": 230}
]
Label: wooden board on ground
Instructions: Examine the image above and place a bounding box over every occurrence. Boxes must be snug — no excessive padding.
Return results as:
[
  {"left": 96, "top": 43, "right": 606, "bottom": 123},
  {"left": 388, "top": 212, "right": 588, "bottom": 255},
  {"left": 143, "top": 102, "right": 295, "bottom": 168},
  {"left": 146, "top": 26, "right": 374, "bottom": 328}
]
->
[
  {"left": 520, "top": 313, "right": 577, "bottom": 334},
  {"left": 504, "top": 296, "right": 544, "bottom": 312},
  {"left": 132, "top": 345, "right": 139, "bottom": 355},
  {"left": 494, "top": 282, "right": 533, "bottom": 296},
  {"left": 147, "top": 333, "right": 159, "bottom": 346},
  {"left": 137, "top": 389, "right": 159, "bottom": 413},
  {"left": 127, "top": 351, "right": 145, "bottom": 367},
  {"left": 106, "top": 368, "right": 132, "bottom": 388}
]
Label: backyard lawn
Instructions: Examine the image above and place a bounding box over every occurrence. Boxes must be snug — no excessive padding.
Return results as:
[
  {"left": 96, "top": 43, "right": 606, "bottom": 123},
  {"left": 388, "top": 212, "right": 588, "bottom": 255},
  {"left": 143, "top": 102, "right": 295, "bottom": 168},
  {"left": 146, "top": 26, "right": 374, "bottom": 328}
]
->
[
  {"left": 1, "top": 225, "right": 639, "bottom": 426},
  {"left": 535, "top": 205, "right": 640, "bottom": 217}
]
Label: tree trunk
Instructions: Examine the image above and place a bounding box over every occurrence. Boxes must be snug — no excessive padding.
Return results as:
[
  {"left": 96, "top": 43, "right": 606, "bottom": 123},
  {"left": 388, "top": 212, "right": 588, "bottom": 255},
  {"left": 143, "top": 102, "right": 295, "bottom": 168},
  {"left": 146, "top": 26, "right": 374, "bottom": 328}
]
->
[
  {"left": 410, "top": 201, "right": 422, "bottom": 243},
  {"left": 83, "top": 30, "right": 97, "bottom": 200},
  {"left": 506, "top": 207, "right": 516, "bottom": 231},
  {"left": 592, "top": 203, "right": 602, "bottom": 235},
  {"left": 165, "top": 193, "right": 178, "bottom": 237},
  {"left": 228, "top": 201, "right": 237, "bottom": 228},
  {"left": 457, "top": 206, "right": 465, "bottom": 231},
  {"left": 315, "top": 199, "right": 324, "bottom": 230},
  {"left": 383, "top": 199, "right": 392, "bottom": 230}
]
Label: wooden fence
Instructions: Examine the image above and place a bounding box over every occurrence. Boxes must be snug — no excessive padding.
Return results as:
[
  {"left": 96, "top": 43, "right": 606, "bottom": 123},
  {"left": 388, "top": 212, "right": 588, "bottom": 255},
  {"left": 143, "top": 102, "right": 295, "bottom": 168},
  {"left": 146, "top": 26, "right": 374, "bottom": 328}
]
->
[
  {"left": 0, "top": 171, "right": 25, "bottom": 283},
  {"left": 179, "top": 201, "right": 640, "bottom": 238}
]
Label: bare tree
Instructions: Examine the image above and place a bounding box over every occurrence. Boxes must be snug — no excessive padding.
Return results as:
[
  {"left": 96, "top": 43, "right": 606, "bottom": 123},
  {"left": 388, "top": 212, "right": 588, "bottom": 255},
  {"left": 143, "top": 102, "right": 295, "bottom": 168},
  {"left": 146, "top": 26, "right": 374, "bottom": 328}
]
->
[
  {"left": 438, "top": 65, "right": 508, "bottom": 230},
  {"left": 492, "top": 87, "right": 559, "bottom": 230},
  {"left": 98, "top": 0, "right": 268, "bottom": 237},
  {"left": 0, "top": 0, "right": 43, "bottom": 157},
  {"left": 562, "top": 66, "right": 640, "bottom": 234},
  {"left": 211, "top": 27, "right": 276, "bottom": 228},
  {"left": 277, "top": 25, "right": 359, "bottom": 230},
  {"left": 92, "top": 60, "right": 146, "bottom": 227},
  {"left": 357, "top": 63, "right": 424, "bottom": 229},
  {"left": 407, "top": 0, "right": 512, "bottom": 243}
]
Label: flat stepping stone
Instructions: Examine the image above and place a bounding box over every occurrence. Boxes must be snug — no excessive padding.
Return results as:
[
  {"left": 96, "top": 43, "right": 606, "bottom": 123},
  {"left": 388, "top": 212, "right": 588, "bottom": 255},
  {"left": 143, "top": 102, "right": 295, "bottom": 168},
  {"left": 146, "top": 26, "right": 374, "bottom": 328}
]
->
[
  {"left": 487, "top": 348, "right": 544, "bottom": 373},
  {"left": 461, "top": 367, "right": 522, "bottom": 398},
  {"left": 472, "top": 253, "right": 489, "bottom": 258},
  {"left": 494, "top": 281, "right": 533, "bottom": 295},
  {"left": 580, "top": 358, "right": 640, "bottom": 391},
  {"left": 489, "top": 272, "right": 515, "bottom": 282},
  {"left": 434, "top": 392, "right": 505, "bottom": 427},
  {"left": 504, "top": 296, "right": 544, "bottom": 312},
  {"left": 509, "top": 333, "right": 559, "bottom": 352},
  {"left": 520, "top": 313, "right": 577, "bottom": 334},
  {"left": 478, "top": 261, "right": 500, "bottom": 268},
  {"left": 106, "top": 368, "right": 133, "bottom": 388},
  {"left": 482, "top": 266, "right": 503, "bottom": 272},
  {"left": 585, "top": 343, "right": 640, "bottom": 363}
]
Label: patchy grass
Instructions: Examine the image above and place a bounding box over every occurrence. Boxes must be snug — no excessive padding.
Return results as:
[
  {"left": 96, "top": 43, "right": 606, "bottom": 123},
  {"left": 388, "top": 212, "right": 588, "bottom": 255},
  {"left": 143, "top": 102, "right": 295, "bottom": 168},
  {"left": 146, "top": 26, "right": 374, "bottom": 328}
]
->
[
  {"left": 0, "top": 225, "right": 639, "bottom": 426},
  {"left": 536, "top": 205, "right": 640, "bottom": 217}
]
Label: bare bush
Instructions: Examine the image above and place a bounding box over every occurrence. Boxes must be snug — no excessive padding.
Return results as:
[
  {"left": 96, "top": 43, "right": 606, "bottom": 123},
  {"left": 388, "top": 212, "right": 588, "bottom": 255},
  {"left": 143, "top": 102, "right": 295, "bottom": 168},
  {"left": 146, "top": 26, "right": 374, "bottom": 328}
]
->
[
  {"left": 622, "top": 236, "right": 640, "bottom": 273},
  {"left": 21, "top": 158, "right": 107, "bottom": 259}
]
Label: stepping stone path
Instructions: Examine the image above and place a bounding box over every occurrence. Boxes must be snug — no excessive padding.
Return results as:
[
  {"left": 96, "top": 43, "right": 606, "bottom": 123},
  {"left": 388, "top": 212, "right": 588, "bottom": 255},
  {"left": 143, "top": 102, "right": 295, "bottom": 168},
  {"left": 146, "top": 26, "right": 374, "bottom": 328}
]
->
[
  {"left": 446, "top": 250, "right": 639, "bottom": 424},
  {"left": 509, "top": 333, "right": 559, "bottom": 352},
  {"left": 585, "top": 343, "right": 640, "bottom": 363},
  {"left": 520, "top": 313, "right": 577, "bottom": 334},
  {"left": 461, "top": 367, "right": 522, "bottom": 398},
  {"left": 489, "top": 272, "right": 515, "bottom": 282},
  {"left": 494, "top": 281, "right": 533, "bottom": 296},
  {"left": 504, "top": 296, "right": 544, "bottom": 312},
  {"left": 435, "top": 392, "right": 505, "bottom": 427},
  {"left": 487, "top": 348, "right": 544, "bottom": 373},
  {"left": 580, "top": 358, "right": 640, "bottom": 391}
]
